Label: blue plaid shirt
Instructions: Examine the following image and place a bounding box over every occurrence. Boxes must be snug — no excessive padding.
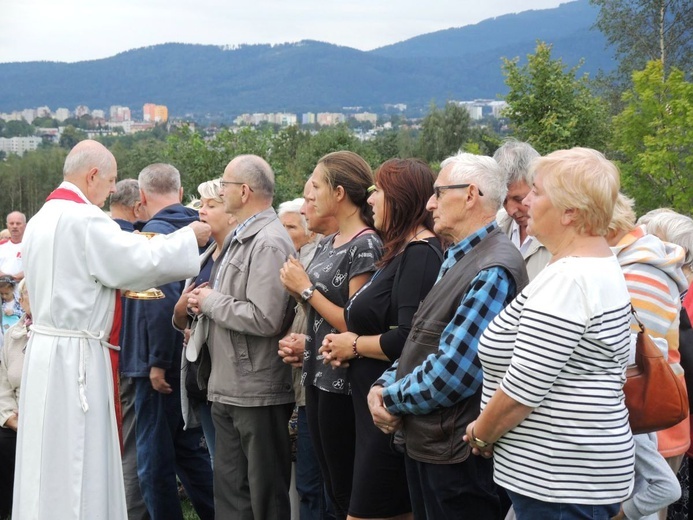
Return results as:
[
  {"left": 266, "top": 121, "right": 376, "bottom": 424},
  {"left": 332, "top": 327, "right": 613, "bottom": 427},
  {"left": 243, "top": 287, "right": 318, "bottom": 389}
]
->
[{"left": 378, "top": 221, "right": 514, "bottom": 415}]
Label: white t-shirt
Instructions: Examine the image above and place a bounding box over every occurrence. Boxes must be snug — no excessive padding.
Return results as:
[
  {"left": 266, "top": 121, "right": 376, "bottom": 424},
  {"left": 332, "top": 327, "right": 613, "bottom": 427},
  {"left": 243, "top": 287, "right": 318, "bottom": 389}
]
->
[
  {"left": 478, "top": 255, "right": 635, "bottom": 504},
  {"left": 0, "top": 240, "right": 23, "bottom": 276}
]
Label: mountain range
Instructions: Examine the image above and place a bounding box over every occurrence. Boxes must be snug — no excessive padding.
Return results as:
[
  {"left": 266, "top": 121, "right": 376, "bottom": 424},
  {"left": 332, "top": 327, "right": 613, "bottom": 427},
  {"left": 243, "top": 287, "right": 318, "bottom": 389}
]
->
[{"left": 0, "top": 0, "right": 614, "bottom": 117}]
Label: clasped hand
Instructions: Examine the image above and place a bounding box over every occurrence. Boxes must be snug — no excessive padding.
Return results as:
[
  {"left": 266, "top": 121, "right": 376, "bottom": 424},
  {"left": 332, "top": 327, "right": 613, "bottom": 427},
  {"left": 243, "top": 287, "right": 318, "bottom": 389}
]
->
[
  {"left": 278, "top": 332, "right": 306, "bottom": 368},
  {"left": 186, "top": 282, "right": 211, "bottom": 315},
  {"left": 367, "top": 385, "right": 402, "bottom": 435},
  {"left": 320, "top": 332, "right": 357, "bottom": 367}
]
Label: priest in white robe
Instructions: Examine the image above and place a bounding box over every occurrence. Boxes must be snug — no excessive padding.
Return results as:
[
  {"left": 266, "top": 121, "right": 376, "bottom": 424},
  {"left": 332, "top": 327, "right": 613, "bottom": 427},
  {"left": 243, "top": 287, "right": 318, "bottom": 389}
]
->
[{"left": 13, "top": 140, "right": 210, "bottom": 520}]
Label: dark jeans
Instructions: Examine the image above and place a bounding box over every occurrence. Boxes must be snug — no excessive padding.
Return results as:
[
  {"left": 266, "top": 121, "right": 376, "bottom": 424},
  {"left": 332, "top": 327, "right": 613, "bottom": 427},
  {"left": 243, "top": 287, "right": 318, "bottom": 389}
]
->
[
  {"left": 212, "top": 401, "right": 294, "bottom": 520},
  {"left": 506, "top": 489, "right": 620, "bottom": 520},
  {"left": 296, "top": 405, "right": 335, "bottom": 520},
  {"left": 134, "top": 376, "right": 214, "bottom": 520},
  {"left": 120, "top": 375, "right": 149, "bottom": 520},
  {"left": 0, "top": 427, "right": 16, "bottom": 519},
  {"left": 405, "top": 451, "right": 500, "bottom": 520}
]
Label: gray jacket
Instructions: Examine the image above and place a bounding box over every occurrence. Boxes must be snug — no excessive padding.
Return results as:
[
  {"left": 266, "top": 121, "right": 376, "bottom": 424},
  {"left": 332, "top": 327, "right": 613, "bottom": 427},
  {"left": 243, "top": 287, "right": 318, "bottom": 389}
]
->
[
  {"left": 200, "top": 207, "right": 296, "bottom": 407},
  {"left": 497, "top": 208, "right": 552, "bottom": 281}
]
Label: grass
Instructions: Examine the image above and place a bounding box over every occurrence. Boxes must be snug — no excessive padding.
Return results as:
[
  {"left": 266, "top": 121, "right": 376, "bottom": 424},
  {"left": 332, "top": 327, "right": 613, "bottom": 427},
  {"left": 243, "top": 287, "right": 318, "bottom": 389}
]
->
[{"left": 182, "top": 497, "right": 201, "bottom": 520}]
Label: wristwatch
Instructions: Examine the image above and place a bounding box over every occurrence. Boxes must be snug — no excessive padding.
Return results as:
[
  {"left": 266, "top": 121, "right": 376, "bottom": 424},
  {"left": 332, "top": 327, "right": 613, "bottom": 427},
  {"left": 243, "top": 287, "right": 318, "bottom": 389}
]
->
[{"left": 301, "top": 285, "right": 316, "bottom": 302}]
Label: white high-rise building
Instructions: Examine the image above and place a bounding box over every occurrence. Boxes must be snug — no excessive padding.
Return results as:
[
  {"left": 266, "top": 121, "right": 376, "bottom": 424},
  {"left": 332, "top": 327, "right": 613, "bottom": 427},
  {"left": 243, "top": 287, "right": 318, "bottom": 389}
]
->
[{"left": 55, "top": 108, "right": 71, "bottom": 122}]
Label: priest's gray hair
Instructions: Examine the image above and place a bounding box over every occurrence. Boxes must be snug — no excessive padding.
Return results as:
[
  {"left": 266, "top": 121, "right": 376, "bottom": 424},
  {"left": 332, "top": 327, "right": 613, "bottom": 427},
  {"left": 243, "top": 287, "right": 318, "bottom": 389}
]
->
[
  {"left": 111, "top": 179, "right": 140, "bottom": 208},
  {"left": 138, "top": 163, "right": 181, "bottom": 195},
  {"left": 493, "top": 139, "right": 540, "bottom": 187}
]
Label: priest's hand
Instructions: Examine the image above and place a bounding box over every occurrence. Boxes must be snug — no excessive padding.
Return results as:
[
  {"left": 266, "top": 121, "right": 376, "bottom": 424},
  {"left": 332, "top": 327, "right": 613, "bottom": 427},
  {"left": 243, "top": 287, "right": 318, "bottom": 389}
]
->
[
  {"left": 150, "top": 367, "right": 172, "bottom": 394},
  {"left": 189, "top": 221, "right": 212, "bottom": 247}
]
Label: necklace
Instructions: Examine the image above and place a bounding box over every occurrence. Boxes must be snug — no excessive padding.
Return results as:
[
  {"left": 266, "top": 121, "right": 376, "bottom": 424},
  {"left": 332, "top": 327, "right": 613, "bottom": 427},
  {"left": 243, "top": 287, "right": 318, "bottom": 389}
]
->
[{"left": 408, "top": 227, "right": 428, "bottom": 242}]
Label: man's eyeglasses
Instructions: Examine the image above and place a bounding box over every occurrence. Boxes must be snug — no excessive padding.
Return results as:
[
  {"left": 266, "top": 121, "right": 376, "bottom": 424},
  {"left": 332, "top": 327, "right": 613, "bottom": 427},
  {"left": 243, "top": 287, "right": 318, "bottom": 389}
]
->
[
  {"left": 220, "top": 180, "right": 254, "bottom": 192},
  {"left": 433, "top": 184, "right": 484, "bottom": 199}
]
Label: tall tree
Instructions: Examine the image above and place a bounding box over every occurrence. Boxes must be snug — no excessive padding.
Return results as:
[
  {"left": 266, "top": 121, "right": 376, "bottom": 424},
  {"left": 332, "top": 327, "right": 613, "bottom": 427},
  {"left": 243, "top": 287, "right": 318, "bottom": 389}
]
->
[
  {"left": 611, "top": 60, "right": 693, "bottom": 214},
  {"left": 502, "top": 41, "right": 611, "bottom": 154},
  {"left": 418, "top": 101, "right": 472, "bottom": 163},
  {"left": 591, "top": 0, "right": 693, "bottom": 80}
]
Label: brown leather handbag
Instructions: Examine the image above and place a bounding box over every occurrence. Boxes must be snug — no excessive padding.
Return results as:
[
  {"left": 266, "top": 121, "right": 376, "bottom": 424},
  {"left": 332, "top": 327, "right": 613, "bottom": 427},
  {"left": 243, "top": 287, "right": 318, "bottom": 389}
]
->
[{"left": 624, "top": 307, "right": 689, "bottom": 435}]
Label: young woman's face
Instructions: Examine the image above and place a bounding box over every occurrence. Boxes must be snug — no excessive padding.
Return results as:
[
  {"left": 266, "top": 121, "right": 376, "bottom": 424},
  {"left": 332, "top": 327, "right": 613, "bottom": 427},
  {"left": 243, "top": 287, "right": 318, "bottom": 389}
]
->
[
  {"left": 367, "top": 183, "right": 388, "bottom": 231},
  {"left": 311, "top": 165, "right": 337, "bottom": 218}
]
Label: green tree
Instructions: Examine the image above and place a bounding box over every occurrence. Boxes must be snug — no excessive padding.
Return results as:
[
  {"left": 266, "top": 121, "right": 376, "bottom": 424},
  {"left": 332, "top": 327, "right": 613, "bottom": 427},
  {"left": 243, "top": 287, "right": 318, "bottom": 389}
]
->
[
  {"left": 611, "top": 60, "right": 693, "bottom": 214},
  {"left": 502, "top": 41, "right": 611, "bottom": 154},
  {"left": 418, "top": 102, "right": 472, "bottom": 163},
  {"left": 59, "top": 126, "right": 88, "bottom": 149},
  {"left": 590, "top": 0, "right": 693, "bottom": 81},
  {"left": 32, "top": 117, "right": 59, "bottom": 128},
  {"left": 0, "top": 147, "right": 66, "bottom": 219},
  {"left": 2, "top": 120, "right": 35, "bottom": 138}
]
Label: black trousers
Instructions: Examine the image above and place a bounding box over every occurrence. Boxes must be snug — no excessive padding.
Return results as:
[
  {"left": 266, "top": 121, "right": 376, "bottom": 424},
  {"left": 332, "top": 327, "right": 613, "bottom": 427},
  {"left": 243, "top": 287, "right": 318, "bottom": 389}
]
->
[
  {"left": 304, "top": 385, "right": 355, "bottom": 520},
  {"left": 405, "top": 451, "right": 501, "bottom": 520},
  {"left": 0, "top": 427, "right": 17, "bottom": 519}
]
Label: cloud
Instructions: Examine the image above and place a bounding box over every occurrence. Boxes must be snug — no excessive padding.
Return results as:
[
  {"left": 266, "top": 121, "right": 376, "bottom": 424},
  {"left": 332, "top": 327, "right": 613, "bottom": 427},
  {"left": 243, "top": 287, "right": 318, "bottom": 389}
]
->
[{"left": 0, "top": 0, "right": 568, "bottom": 63}]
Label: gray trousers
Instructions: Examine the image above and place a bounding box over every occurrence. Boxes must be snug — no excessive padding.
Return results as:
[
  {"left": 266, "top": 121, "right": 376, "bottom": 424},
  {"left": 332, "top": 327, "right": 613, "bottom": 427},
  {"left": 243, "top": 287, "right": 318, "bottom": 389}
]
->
[
  {"left": 212, "top": 401, "right": 294, "bottom": 520},
  {"left": 120, "top": 376, "right": 150, "bottom": 520}
]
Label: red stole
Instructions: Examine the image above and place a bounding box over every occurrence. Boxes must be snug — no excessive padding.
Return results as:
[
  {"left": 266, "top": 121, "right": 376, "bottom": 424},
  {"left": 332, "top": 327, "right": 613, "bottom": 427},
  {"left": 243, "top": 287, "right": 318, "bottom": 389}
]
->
[{"left": 46, "top": 186, "right": 124, "bottom": 449}]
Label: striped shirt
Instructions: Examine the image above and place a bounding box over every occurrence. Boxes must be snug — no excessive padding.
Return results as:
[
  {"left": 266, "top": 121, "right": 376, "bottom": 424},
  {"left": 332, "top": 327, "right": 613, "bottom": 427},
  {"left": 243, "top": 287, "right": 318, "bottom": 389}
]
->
[{"left": 478, "top": 255, "right": 635, "bottom": 504}]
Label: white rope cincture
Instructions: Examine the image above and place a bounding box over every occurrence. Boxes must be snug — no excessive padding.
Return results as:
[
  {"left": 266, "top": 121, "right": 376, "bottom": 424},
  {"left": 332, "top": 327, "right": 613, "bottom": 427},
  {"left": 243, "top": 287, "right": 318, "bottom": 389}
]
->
[{"left": 31, "top": 324, "right": 107, "bottom": 413}]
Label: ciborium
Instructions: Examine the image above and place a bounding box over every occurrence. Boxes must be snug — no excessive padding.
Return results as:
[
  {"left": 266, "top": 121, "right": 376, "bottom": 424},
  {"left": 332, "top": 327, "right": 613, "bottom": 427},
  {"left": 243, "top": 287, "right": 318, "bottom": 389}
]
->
[{"left": 123, "top": 232, "right": 165, "bottom": 300}]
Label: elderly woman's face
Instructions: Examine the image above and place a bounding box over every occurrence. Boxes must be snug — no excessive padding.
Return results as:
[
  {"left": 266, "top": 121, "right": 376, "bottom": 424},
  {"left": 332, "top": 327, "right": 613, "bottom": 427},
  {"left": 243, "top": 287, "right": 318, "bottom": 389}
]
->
[
  {"left": 523, "top": 170, "right": 561, "bottom": 241},
  {"left": 280, "top": 212, "right": 311, "bottom": 251}
]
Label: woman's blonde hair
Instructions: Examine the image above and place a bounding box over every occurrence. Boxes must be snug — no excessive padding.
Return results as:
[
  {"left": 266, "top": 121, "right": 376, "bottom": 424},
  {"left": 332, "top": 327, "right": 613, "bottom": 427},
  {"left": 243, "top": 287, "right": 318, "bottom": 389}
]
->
[
  {"left": 198, "top": 179, "right": 223, "bottom": 203},
  {"left": 607, "top": 193, "right": 637, "bottom": 235},
  {"left": 531, "top": 147, "right": 620, "bottom": 236}
]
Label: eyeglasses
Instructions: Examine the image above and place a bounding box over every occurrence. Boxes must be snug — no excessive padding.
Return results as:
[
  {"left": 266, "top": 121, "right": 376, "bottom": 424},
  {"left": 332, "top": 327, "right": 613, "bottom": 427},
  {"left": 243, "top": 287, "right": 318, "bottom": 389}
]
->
[
  {"left": 220, "top": 180, "right": 254, "bottom": 192},
  {"left": 433, "top": 184, "right": 484, "bottom": 199}
]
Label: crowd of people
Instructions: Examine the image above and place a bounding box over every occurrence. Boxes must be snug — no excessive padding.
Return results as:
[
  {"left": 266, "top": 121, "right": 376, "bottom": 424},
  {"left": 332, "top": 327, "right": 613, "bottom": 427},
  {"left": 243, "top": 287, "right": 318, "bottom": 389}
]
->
[{"left": 0, "top": 137, "right": 691, "bottom": 520}]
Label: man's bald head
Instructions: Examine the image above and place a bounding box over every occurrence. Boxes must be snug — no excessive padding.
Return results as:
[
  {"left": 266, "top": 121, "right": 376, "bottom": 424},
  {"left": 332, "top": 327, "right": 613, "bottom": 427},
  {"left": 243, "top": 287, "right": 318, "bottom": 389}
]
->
[
  {"left": 63, "top": 140, "right": 118, "bottom": 207},
  {"left": 63, "top": 140, "right": 116, "bottom": 180},
  {"left": 6, "top": 211, "right": 26, "bottom": 243}
]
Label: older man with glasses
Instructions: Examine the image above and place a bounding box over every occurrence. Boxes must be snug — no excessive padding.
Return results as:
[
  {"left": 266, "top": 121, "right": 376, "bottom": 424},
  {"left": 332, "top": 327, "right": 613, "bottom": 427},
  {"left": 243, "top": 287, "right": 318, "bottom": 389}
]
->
[
  {"left": 186, "top": 154, "right": 297, "bottom": 519},
  {"left": 368, "top": 152, "right": 529, "bottom": 520}
]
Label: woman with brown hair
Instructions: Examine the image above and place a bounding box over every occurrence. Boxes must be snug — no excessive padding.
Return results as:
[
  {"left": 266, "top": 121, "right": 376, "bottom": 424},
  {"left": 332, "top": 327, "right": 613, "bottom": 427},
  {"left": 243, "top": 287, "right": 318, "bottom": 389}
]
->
[
  {"left": 321, "top": 158, "right": 442, "bottom": 519},
  {"left": 280, "top": 151, "right": 383, "bottom": 520}
]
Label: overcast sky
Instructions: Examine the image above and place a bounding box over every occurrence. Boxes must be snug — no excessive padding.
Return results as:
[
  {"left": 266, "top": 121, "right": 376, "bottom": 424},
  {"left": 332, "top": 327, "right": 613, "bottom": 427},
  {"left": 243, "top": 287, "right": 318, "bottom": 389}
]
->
[{"left": 1, "top": 0, "right": 569, "bottom": 64}]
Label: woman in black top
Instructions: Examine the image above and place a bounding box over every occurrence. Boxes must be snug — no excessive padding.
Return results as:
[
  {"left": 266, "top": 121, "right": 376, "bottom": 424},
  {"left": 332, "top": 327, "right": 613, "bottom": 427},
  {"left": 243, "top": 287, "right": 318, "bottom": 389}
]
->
[{"left": 321, "top": 159, "right": 442, "bottom": 520}]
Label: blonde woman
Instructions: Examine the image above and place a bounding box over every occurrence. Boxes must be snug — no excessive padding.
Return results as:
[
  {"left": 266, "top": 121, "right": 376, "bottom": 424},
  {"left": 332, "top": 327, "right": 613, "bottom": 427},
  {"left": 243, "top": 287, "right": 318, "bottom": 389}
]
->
[
  {"left": 174, "top": 178, "right": 237, "bottom": 459},
  {"left": 467, "top": 148, "right": 634, "bottom": 518}
]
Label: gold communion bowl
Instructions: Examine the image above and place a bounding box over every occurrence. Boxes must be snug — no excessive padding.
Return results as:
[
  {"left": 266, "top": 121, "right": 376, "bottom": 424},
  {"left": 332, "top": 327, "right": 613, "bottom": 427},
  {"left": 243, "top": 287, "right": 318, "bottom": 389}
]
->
[{"left": 123, "top": 232, "right": 166, "bottom": 300}]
